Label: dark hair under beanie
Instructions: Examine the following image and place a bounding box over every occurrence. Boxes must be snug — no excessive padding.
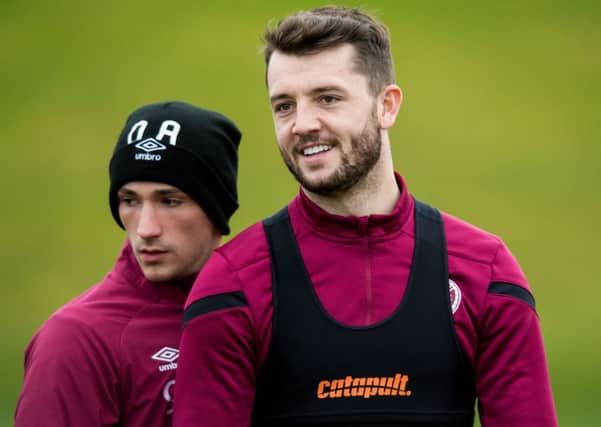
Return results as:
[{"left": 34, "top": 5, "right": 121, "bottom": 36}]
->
[{"left": 109, "top": 101, "right": 241, "bottom": 235}]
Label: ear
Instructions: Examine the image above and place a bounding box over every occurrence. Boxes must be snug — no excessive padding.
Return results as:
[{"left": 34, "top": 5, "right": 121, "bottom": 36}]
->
[{"left": 377, "top": 84, "right": 403, "bottom": 129}]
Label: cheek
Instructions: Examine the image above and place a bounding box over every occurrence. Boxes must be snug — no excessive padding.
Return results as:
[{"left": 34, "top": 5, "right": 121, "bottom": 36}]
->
[
  {"left": 120, "top": 215, "right": 141, "bottom": 239},
  {"left": 176, "top": 218, "right": 218, "bottom": 255},
  {"left": 118, "top": 207, "right": 135, "bottom": 229},
  {"left": 274, "top": 119, "right": 293, "bottom": 144},
  {"left": 335, "top": 117, "right": 363, "bottom": 136},
  {"left": 184, "top": 231, "right": 218, "bottom": 269},
  {"left": 275, "top": 129, "right": 289, "bottom": 149}
]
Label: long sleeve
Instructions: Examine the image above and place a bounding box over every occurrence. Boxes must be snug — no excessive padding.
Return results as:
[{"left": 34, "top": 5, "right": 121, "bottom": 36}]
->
[
  {"left": 15, "top": 316, "right": 120, "bottom": 427},
  {"left": 475, "top": 243, "right": 557, "bottom": 426},
  {"left": 173, "top": 252, "right": 258, "bottom": 427}
]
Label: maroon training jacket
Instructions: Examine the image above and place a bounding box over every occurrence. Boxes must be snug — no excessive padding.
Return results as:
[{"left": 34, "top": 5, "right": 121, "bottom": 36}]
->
[
  {"left": 15, "top": 243, "right": 187, "bottom": 427},
  {"left": 174, "top": 174, "right": 557, "bottom": 427}
]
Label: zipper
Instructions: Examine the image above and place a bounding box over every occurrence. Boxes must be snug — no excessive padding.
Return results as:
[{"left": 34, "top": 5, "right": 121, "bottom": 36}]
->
[
  {"left": 365, "top": 235, "right": 372, "bottom": 325},
  {"left": 357, "top": 216, "right": 372, "bottom": 325}
]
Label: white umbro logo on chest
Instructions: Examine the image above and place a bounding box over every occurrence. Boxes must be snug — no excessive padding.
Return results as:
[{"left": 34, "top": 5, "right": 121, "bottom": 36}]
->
[{"left": 151, "top": 346, "right": 179, "bottom": 363}]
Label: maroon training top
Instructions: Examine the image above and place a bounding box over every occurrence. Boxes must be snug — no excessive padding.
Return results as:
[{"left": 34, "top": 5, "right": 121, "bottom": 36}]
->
[
  {"left": 174, "top": 174, "right": 557, "bottom": 427},
  {"left": 15, "top": 243, "right": 187, "bottom": 427}
]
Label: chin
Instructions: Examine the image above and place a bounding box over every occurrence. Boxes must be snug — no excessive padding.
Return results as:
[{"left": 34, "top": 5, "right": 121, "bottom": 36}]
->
[
  {"left": 141, "top": 268, "right": 173, "bottom": 283},
  {"left": 300, "top": 170, "right": 338, "bottom": 187}
]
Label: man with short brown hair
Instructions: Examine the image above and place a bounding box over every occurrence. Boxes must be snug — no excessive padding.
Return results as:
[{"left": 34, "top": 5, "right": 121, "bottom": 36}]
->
[{"left": 175, "top": 7, "right": 557, "bottom": 426}]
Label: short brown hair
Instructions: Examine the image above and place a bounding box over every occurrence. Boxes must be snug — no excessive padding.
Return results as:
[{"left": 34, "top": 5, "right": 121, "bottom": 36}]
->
[{"left": 263, "top": 6, "right": 395, "bottom": 95}]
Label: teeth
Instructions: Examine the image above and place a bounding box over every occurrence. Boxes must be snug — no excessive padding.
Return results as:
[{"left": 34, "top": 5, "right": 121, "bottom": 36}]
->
[{"left": 303, "top": 145, "right": 331, "bottom": 156}]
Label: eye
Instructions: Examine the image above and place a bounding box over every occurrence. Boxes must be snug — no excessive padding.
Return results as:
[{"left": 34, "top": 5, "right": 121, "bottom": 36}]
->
[
  {"left": 320, "top": 95, "right": 339, "bottom": 105},
  {"left": 274, "top": 102, "right": 294, "bottom": 115},
  {"left": 118, "top": 196, "right": 138, "bottom": 207},
  {"left": 162, "top": 198, "right": 183, "bottom": 207}
]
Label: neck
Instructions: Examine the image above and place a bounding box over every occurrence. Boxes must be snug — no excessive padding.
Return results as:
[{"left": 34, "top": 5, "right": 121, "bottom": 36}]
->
[
  {"left": 150, "top": 274, "right": 195, "bottom": 292},
  {"left": 172, "top": 275, "right": 197, "bottom": 291},
  {"left": 303, "top": 142, "right": 399, "bottom": 217}
]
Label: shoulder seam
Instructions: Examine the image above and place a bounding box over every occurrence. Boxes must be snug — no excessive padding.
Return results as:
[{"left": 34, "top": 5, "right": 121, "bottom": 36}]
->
[
  {"left": 475, "top": 240, "right": 504, "bottom": 337},
  {"left": 216, "top": 225, "right": 270, "bottom": 272},
  {"left": 214, "top": 250, "right": 259, "bottom": 334},
  {"left": 446, "top": 234, "right": 504, "bottom": 266}
]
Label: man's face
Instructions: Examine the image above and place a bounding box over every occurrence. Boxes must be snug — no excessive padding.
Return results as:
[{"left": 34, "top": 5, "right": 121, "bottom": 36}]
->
[
  {"left": 117, "top": 182, "right": 220, "bottom": 283},
  {"left": 267, "top": 44, "right": 382, "bottom": 195}
]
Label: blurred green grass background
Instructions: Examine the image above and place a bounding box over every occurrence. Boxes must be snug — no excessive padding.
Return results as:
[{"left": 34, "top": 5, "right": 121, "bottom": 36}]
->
[{"left": 1, "top": 0, "right": 599, "bottom": 425}]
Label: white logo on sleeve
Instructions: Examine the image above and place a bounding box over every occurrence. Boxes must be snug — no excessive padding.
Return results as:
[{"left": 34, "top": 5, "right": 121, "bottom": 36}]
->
[
  {"left": 152, "top": 346, "right": 179, "bottom": 372},
  {"left": 449, "top": 279, "right": 462, "bottom": 314}
]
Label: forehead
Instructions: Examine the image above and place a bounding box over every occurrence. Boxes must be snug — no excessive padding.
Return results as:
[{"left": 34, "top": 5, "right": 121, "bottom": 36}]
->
[
  {"left": 118, "top": 181, "right": 185, "bottom": 195},
  {"left": 267, "top": 44, "right": 367, "bottom": 95}
]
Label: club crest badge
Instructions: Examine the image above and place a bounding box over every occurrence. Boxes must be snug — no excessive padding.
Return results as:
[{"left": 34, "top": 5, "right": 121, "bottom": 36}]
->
[{"left": 449, "top": 279, "right": 462, "bottom": 314}]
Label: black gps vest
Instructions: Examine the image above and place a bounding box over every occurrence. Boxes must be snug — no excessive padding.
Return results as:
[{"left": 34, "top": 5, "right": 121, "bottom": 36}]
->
[{"left": 252, "top": 199, "right": 476, "bottom": 426}]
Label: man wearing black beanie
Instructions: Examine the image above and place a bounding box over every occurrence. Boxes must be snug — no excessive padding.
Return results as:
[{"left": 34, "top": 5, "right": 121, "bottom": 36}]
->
[{"left": 15, "top": 101, "right": 241, "bottom": 427}]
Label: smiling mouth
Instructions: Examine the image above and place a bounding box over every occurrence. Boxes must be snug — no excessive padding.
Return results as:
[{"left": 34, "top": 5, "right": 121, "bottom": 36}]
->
[{"left": 302, "top": 144, "right": 332, "bottom": 156}]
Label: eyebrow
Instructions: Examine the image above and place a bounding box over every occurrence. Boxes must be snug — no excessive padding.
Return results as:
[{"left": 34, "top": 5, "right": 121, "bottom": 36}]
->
[
  {"left": 269, "top": 86, "right": 346, "bottom": 104},
  {"left": 311, "top": 86, "right": 344, "bottom": 95},
  {"left": 269, "top": 93, "right": 292, "bottom": 104},
  {"left": 155, "top": 188, "right": 184, "bottom": 195},
  {"left": 117, "top": 188, "right": 185, "bottom": 197}
]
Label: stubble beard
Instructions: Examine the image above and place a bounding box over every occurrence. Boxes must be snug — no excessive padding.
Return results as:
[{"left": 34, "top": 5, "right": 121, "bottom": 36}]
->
[{"left": 280, "top": 110, "right": 382, "bottom": 197}]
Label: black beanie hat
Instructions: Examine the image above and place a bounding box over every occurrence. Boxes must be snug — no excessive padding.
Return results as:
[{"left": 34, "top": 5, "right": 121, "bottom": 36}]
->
[{"left": 109, "top": 101, "right": 241, "bottom": 235}]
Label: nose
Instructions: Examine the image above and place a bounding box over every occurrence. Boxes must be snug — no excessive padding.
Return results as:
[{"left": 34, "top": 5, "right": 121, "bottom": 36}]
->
[
  {"left": 136, "top": 204, "right": 161, "bottom": 239},
  {"left": 292, "top": 102, "right": 321, "bottom": 136}
]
